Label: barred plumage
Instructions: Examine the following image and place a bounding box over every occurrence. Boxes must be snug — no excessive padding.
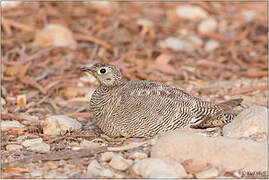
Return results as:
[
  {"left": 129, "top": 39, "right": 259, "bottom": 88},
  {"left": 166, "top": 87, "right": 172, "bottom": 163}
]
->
[{"left": 80, "top": 63, "right": 243, "bottom": 138}]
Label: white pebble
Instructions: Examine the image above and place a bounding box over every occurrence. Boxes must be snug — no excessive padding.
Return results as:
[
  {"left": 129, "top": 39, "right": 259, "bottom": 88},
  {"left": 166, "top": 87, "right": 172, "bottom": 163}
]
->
[{"left": 198, "top": 17, "right": 218, "bottom": 34}]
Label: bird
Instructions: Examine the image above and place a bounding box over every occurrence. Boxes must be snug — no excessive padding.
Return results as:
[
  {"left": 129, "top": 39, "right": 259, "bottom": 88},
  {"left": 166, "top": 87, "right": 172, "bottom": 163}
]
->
[{"left": 80, "top": 63, "right": 243, "bottom": 138}]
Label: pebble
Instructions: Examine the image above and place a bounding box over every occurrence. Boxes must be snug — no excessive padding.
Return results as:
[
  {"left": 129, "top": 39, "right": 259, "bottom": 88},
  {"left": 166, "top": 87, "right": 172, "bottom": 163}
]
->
[
  {"left": 204, "top": 40, "right": 220, "bottom": 52},
  {"left": 80, "top": 140, "right": 101, "bottom": 148},
  {"left": 109, "top": 154, "right": 132, "bottom": 171},
  {"left": 2, "top": 121, "right": 25, "bottom": 131},
  {"left": 195, "top": 167, "right": 219, "bottom": 178},
  {"left": 128, "top": 151, "right": 148, "bottom": 160},
  {"left": 6, "top": 144, "right": 23, "bottom": 151},
  {"left": 132, "top": 158, "right": 187, "bottom": 178},
  {"left": 176, "top": 6, "right": 208, "bottom": 20},
  {"left": 41, "top": 115, "right": 82, "bottom": 135},
  {"left": 100, "top": 152, "right": 114, "bottom": 162},
  {"left": 242, "top": 10, "right": 255, "bottom": 22},
  {"left": 86, "top": 160, "right": 115, "bottom": 178},
  {"left": 151, "top": 129, "right": 267, "bottom": 171},
  {"left": 198, "top": 17, "right": 218, "bottom": 34},
  {"left": 27, "top": 142, "right": 50, "bottom": 153},
  {"left": 136, "top": 18, "right": 154, "bottom": 27},
  {"left": 223, "top": 106, "right": 268, "bottom": 139},
  {"left": 159, "top": 37, "right": 194, "bottom": 52},
  {"left": 33, "top": 24, "right": 77, "bottom": 50},
  {"left": 22, "top": 138, "right": 43, "bottom": 147}
]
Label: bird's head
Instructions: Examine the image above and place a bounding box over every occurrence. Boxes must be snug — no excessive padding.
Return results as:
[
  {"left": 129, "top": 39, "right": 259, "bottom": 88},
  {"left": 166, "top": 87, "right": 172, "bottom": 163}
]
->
[{"left": 80, "top": 63, "right": 124, "bottom": 87}]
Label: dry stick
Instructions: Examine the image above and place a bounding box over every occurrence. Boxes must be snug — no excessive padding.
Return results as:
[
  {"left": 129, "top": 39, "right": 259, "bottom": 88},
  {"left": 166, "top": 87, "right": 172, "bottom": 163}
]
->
[
  {"left": 4, "top": 18, "right": 34, "bottom": 32},
  {"left": 227, "top": 85, "right": 267, "bottom": 96},
  {"left": 3, "top": 139, "right": 152, "bottom": 168},
  {"left": 23, "top": 47, "right": 56, "bottom": 63},
  {"left": 74, "top": 33, "right": 113, "bottom": 50}
]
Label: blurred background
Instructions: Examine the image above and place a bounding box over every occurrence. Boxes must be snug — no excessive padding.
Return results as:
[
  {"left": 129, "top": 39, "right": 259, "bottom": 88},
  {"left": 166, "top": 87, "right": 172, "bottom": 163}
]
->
[
  {"left": 2, "top": 0, "right": 268, "bottom": 124},
  {"left": 1, "top": 1, "right": 268, "bottom": 178}
]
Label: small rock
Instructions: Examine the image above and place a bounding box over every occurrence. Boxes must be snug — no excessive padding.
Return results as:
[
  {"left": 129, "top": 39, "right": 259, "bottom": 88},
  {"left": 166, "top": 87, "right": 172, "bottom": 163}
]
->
[
  {"left": 41, "top": 115, "right": 82, "bottom": 135},
  {"left": 183, "top": 159, "right": 210, "bottom": 174},
  {"left": 27, "top": 142, "right": 50, "bottom": 153},
  {"left": 22, "top": 138, "right": 43, "bottom": 147},
  {"left": 87, "top": 160, "right": 115, "bottom": 178},
  {"left": 80, "top": 140, "right": 101, "bottom": 148},
  {"left": 198, "top": 17, "right": 218, "bottom": 34},
  {"left": 242, "top": 10, "right": 255, "bottom": 22},
  {"left": 6, "top": 144, "right": 23, "bottom": 151},
  {"left": 109, "top": 154, "right": 132, "bottom": 171},
  {"left": 159, "top": 37, "right": 194, "bottom": 52},
  {"left": 2, "top": 121, "right": 25, "bottom": 131},
  {"left": 151, "top": 129, "right": 267, "bottom": 171},
  {"left": 17, "top": 94, "right": 27, "bottom": 107},
  {"left": 223, "top": 106, "right": 268, "bottom": 138},
  {"left": 33, "top": 24, "right": 77, "bottom": 50},
  {"left": 132, "top": 158, "right": 187, "bottom": 178},
  {"left": 129, "top": 151, "right": 148, "bottom": 160},
  {"left": 30, "top": 171, "right": 42, "bottom": 177},
  {"left": 16, "top": 135, "right": 28, "bottom": 143},
  {"left": 195, "top": 167, "right": 219, "bottom": 178},
  {"left": 204, "top": 40, "right": 220, "bottom": 52},
  {"left": 100, "top": 152, "right": 114, "bottom": 162},
  {"left": 176, "top": 6, "right": 208, "bottom": 20},
  {"left": 136, "top": 18, "right": 154, "bottom": 27}
]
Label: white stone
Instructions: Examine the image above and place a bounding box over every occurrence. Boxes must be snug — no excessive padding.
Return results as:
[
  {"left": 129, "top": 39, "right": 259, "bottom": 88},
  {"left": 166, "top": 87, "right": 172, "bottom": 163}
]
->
[
  {"left": 22, "top": 138, "right": 43, "bottom": 147},
  {"left": 132, "top": 158, "right": 187, "bottom": 178},
  {"left": 2, "top": 121, "right": 25, "bottom": 131},
  {"left": 6, "top": 144, "right": 23, "bottom": 151},
  {"left": 223, "top": 106, "right": 268, "bottom": 138},
  {"left": 27, "top": 142, "right": 50, "bottom": 153},
  {"left": 33, "top": 24, "right": 77, "bottom": 49},
  {"left": 198, "top": 17, "right": 218, "bottom": 34},
  {"left": 151, "top": 129, "right": 267, "bottom": 172},
  {"left": 195, "top": 167, "right": 219, "bottom": 178},
  {"left": 87, "top": 160, "right": 115, "bottom": 178},
  {"left": 100, "top": 152, "right": 114, "bottom": 162},
  {"left": 242, "top": 10, "right": 255, "bottom": 22},
  {"left": 137, "top": 18, "right": 154, "bottom": 27},
  {"left": 204, "top": 40, "right": 220, "bottom": 52},
  {"left": 129, "top": 151, "right": 148, "bottom": 160},
  {"left": 176, "top": 6, "right": 208, "bottom": 20},
  {"left": 109, "top": 154, "right": 132, "bottom": 171},
  {"left": 80, "top": 140, "right": 101, "bottom": 148},
  {"left": 159, "top": 37, "right": 194, "bottom": 52},
  {"left": 41, "top": 115, "right": 82, "bottom": 135}
]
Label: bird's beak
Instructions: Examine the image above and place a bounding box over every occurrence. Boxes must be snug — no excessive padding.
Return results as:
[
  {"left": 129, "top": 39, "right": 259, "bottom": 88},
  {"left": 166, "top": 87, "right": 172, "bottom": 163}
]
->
[{"left": 80, "top": 67, "right": 91, "bottom": 72}]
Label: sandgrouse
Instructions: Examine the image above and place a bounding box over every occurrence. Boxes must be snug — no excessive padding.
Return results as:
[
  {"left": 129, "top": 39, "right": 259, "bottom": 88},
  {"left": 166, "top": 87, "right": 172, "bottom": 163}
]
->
[{"left": 80, "top": 63, "right": 243, "bottom": 138}]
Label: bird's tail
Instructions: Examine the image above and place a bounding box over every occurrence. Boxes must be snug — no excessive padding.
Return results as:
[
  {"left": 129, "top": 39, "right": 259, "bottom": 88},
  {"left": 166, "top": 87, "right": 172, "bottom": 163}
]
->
[{"left": 190, "top": 98, "right": 243, "bottom": 129}]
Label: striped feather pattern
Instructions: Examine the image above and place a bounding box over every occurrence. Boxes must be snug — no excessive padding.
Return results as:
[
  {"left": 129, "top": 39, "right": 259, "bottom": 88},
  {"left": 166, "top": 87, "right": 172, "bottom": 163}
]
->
[{"left": 83, "top": 63, "right": 243, "bottom": 138}]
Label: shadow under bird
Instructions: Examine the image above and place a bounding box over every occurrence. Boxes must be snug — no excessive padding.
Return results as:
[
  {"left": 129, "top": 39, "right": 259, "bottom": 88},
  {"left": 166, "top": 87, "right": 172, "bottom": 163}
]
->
[{"left": 80, "top": 63, "right": 243, "bottom": 138}]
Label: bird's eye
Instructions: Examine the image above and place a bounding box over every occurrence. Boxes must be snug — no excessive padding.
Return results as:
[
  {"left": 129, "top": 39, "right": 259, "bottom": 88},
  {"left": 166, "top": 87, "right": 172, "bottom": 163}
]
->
[{"left": 100, "top": 68, "right": 106, "bottom": 74}]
